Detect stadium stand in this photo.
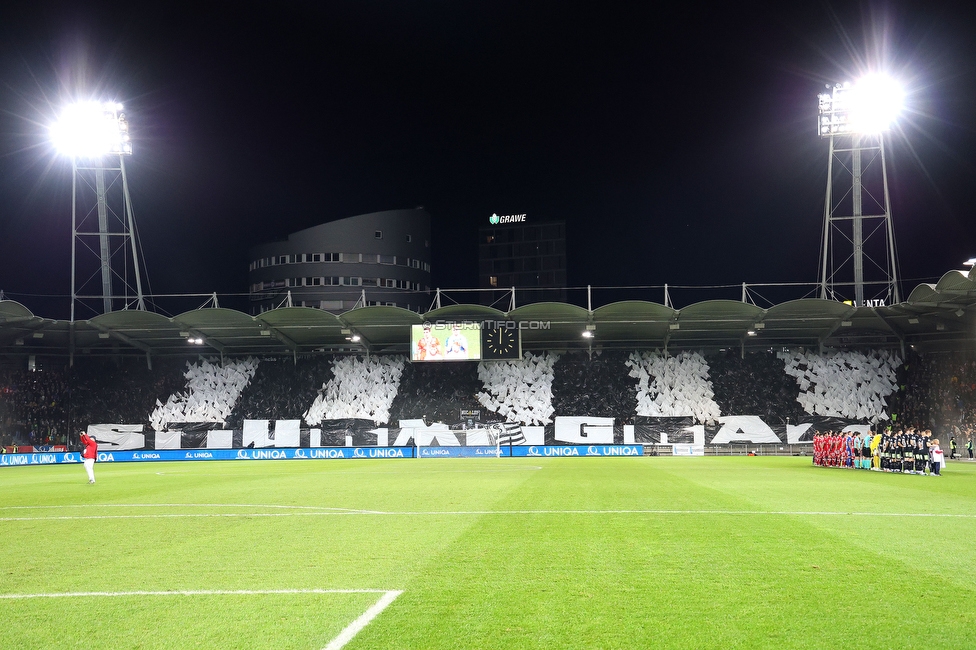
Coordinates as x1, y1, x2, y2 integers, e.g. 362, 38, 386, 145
3, 349, 976, 449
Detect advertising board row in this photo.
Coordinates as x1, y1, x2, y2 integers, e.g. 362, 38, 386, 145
0, 445, 644, 467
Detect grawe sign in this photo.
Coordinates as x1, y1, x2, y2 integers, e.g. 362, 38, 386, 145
488, 213, 526, 224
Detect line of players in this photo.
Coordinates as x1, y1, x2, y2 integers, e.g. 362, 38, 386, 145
812, 428, 943, 475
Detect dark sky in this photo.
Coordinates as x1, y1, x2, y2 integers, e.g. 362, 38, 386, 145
1, 1, 975, 317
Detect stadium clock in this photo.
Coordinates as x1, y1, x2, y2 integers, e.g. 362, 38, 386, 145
481, 326, 520, 360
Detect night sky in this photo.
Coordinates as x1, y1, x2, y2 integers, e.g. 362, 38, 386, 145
1, 1, 975, 318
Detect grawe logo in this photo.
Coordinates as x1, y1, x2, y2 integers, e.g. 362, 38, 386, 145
488, 213, 526, 224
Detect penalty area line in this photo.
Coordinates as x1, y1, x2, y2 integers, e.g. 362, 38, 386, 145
0, 588, 403, 650
323, 589, 402, 650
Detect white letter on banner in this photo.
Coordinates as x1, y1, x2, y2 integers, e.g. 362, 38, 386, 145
554, 417, 614, 444
243, 420, 272, 448
273, 420, 300, 448
206, 430, 233, 449
709, 416, 780, 444
369, 428, 389, 447
521, 426, 545, 445
88, 424, 145, 451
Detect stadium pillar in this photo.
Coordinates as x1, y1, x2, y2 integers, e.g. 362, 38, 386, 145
69, 321, 75, 367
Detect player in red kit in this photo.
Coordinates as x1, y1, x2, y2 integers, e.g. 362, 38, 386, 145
80, 431, 98, 484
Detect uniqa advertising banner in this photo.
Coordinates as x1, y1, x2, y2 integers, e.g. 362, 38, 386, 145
0, 445, 645, 466
513, 445, 643, 457
0, 447, 416, 466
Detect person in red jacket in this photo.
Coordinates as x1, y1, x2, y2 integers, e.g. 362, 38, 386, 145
80, 431, 98, 484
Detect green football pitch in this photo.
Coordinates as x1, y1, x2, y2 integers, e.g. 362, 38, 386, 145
2, 456, 975, 649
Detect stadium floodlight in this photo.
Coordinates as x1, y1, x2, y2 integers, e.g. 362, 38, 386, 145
52, 99, 145, 326
51, 101, 132, 158
818, 74, 904, 137
817, 73, 903, 307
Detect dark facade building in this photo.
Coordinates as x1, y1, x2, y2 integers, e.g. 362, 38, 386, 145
249, 208, 431, 314
478, 216, 566, 306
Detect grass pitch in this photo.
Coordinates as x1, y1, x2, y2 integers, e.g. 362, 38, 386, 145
2, 456, 975, 649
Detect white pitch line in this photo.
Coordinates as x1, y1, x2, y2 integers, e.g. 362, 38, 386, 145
0, 588, 391, 599
323, 590, 402, 650
0, 503, 388, 517
0, 588, 403, 650
0, 503, 360, 511
3, 508, 976, 522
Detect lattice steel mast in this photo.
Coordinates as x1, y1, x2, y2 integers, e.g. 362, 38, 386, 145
817, 79, 901, 307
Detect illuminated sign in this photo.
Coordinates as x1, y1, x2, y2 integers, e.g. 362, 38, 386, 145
488, 213, 526, 225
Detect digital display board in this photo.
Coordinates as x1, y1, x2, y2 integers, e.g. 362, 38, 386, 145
410, 322, 482, 362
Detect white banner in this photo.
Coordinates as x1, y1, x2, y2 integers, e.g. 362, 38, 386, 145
554, 417, 614, 444
243, 420, 272, 448
88, 424, 145, 451
206, 430, 233, 449
272, 420, 300, 448
522, 426, 544, 445
709, 416, 781, 444
154, 431, 181, 449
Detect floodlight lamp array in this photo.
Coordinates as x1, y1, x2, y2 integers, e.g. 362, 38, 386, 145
51, 101, 133, 158
817, 75, 903, 137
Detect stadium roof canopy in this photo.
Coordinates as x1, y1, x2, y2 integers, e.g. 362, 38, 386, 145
2, 269, 976, 363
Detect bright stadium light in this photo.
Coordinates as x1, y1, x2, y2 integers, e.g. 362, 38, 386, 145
848, 74, 904, 133
817, 72, 903, 308
52, 99, 145, 325
818, 74, 904, 137
51, 101, 132, 158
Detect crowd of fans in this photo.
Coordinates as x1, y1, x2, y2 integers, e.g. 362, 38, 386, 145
387, 360, 483, 426
3, 350, 976, 448
708, 350, 805, 424
227, 356, 334, 428
0, 359, 186, 448
891, 352, 976, 439
0, 367, 71, 447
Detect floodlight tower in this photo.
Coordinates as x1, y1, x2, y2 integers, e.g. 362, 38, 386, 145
817, 75, 902, 307
52, 101, 145, 320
